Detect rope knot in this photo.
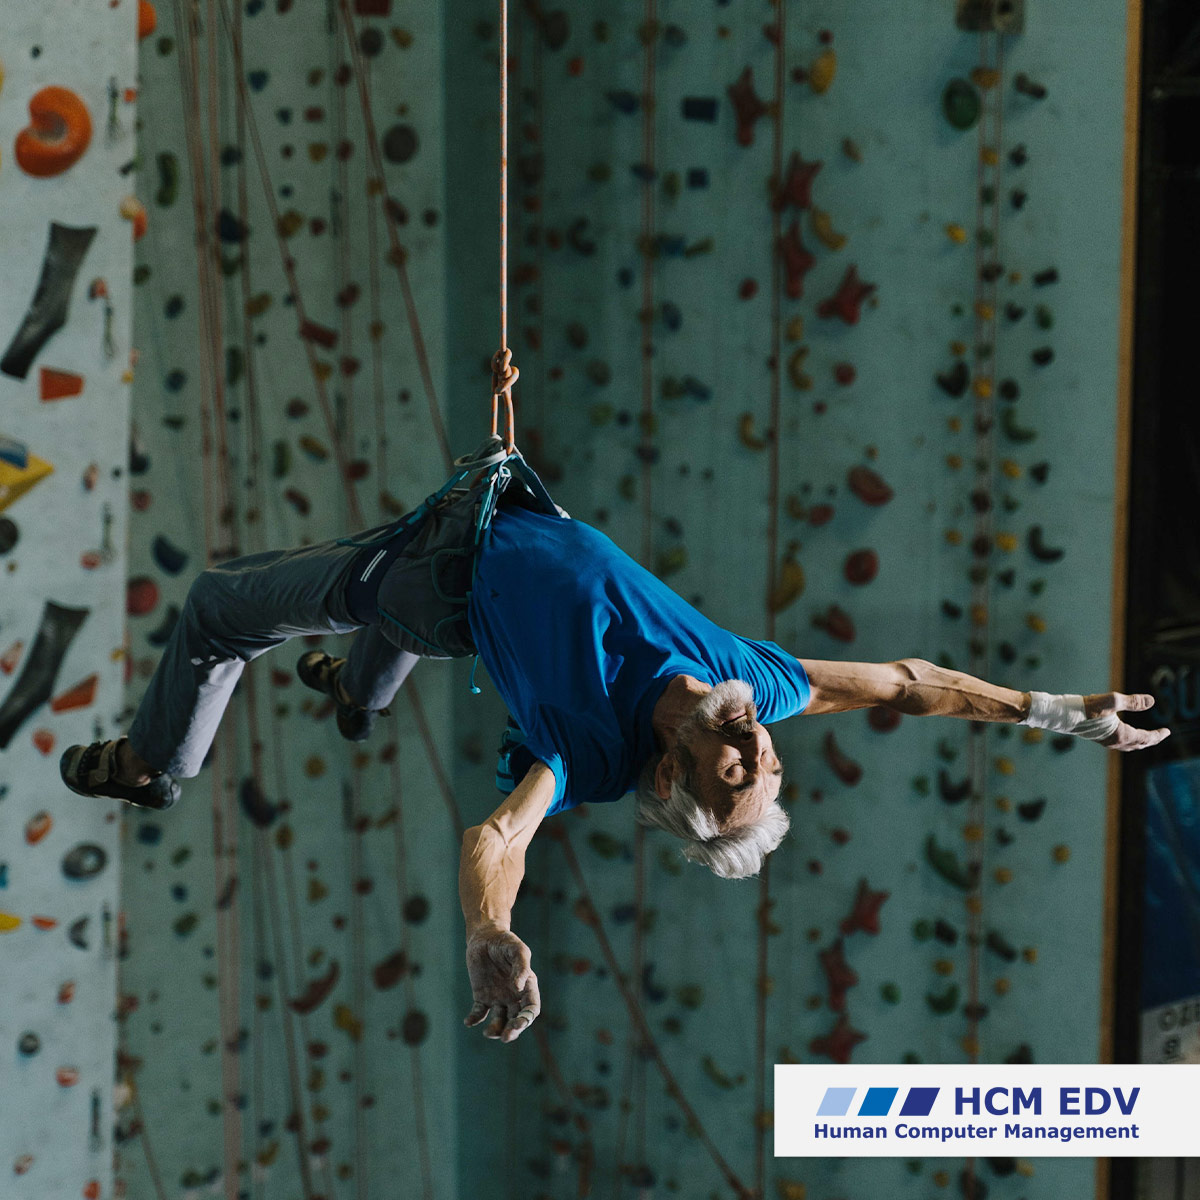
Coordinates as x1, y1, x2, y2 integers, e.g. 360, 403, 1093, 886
491, 347, 519, 396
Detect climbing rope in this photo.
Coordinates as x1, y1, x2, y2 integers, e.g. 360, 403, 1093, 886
491, 0, 518, 453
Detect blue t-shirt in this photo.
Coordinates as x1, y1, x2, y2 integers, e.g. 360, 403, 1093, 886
467, 506, 812, 817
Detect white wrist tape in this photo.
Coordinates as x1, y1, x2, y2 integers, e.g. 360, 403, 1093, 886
1021, 691, 1121, 741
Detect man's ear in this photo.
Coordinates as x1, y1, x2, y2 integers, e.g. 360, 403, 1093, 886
654, 751, 676, 800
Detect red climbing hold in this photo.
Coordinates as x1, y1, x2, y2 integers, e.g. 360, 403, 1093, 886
847, 465, 894, 506
727, 67, 769, 147
840, 878, 891, 937
817, 265, 877, 324
126, 576, 159, 616
813, 603, 856, 642
738, 278, 759, 300
819, 938, 859, 1012
844, 548, 879, 585
822, 730, 862, 785
809, 1013, 867, 1064
867, 706, 902, 732
772, 151, 823, 212
778, 221, 817, 300
833, 363, 857, 386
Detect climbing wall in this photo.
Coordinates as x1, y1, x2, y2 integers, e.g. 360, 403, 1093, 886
0, 5, 139, 1198
444, 1, 1135, 1197
117, 1, 459, 1197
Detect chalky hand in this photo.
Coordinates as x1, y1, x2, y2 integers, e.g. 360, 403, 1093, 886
1083, 692, 1171, 752
464, 928, 541, 1043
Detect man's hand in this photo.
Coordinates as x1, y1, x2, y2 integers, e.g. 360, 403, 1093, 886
1082, 692, 1171, 751
463, 927, 541, 1043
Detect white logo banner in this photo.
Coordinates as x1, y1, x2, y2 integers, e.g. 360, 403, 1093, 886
775, 1064, 1200, 1157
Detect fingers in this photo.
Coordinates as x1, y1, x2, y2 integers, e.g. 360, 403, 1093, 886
464, 999, 490, 1027
1114, 692, 1156, 713
500, 1004, 539, 1043
483, 1004, 511, 1040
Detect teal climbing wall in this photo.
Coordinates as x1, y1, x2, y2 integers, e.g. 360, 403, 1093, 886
0, 6, 138, 1198
444, 2, 1135, 1198
0, 0, 1139, 1197
116, 1, 460, 1197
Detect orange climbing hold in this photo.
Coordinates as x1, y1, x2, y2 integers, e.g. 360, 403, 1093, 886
39, 368, 85, 401
138, 0, 158, 39
50, 673, 98, 713
14, 87, 93, 178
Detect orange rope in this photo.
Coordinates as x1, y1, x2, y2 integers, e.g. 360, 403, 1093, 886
492, 0, 517, 452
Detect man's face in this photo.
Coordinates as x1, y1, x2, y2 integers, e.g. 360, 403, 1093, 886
669, 680, 783, 830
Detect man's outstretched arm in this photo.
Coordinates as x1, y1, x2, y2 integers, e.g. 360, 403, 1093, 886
459, 760, 558, 1042
797, 657, 1170, 752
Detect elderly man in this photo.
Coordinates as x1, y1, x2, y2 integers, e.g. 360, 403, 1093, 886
60, 450, 1170, 1047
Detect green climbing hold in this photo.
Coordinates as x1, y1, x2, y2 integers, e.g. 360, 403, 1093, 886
926, 983, 961, 1014
913, 919, 933, 941
942, 79, 982, 130
881, 982, 901, 1004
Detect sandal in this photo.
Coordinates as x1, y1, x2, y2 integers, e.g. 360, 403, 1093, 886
297, 651, 388, 742
60, 737, 180, 810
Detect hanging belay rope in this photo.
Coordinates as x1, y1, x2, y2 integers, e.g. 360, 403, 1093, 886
491, 0, 518, 453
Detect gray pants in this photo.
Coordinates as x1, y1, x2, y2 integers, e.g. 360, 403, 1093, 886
127, 535, 420, 777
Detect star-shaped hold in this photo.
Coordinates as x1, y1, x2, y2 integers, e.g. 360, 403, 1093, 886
817, 265, 877, 325
809, 1013, 868, 1064
818, 937, 859, 1012
772, 151, 823, 212
779, 221, 817, 301
728, 66, 769, 147
840, 878, 890, 937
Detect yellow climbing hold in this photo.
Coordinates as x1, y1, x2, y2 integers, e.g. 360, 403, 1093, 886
994, 866, 1013, 884
787, 346, 812, 390
1021, 727, 1043, 744
934, 958, 954, 976
961, 1035, 979, 1057
809, 48, 837, 94
950, 341, 967, 357
390, 27, 414, 49
995, 756, 1015, 775
334, 1004, 364, 1042
1052, 844, 1071, 864
995, 533, 1018, 552
811, 208, 846, 251
972, 376, 993, 399
1022, 946, 1038, 964
1001, 459, 1022, 478
994, 977, 1011, 995
963, 823, 983, 842
948, 416, 963, 432
785, 315, 805, 342
933, 1170, 950, 1187
304, 755, 326, 779
0, 912, 22, 933
307, 878, 329, 903
995, 795, 1011, 812
245, 292, 272, 316
974, 300, 995, 321
767, 547, 806, 615
738, 412, 768, 451
777, 1182, 807, 1200
946, 454, 963, 471
965, 895, 982, 915
1016, 1161, 1036, 1178
945, 223, 968, 244
1026, 613, 1047, 634
980, 146, 999, 166
970, 66, 1002, 90
944, 528, 963, 545
970, 604, 988, 627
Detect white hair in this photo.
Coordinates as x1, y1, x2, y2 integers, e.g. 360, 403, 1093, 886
633, 750, 791, 880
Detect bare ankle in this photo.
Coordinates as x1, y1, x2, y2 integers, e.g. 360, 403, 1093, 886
115, 739, 155, 787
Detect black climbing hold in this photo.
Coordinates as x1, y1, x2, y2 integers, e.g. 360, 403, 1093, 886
939, 770, 972, 804
1027, 525, 1065, 563
687, 167, 709, 189
1009, 189, 1027, 210
1031, 346, 1054, 366
1029, 462, 1050, 484
216, 209, 248, 243
606, 90, 639, 114
998, 378, 1019, 401
403, 894, 430, 924
239, 777, 279, 828
0, 517, 17, 555
152, 534, 189, 575
682, 97, 718, 122
62, 843, 108, 881
937, 361, 969, 397
1008, 144, 1028, 167
1017, 798, 1046, 822
383, 124, 418, 165
934, 919, 959, 945
998, 642, 1017, 664
1003, 303, 1025, 322
18, 1032, 40, 1056
979, 261, 1003, 283
1033, 267, 1059, 287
